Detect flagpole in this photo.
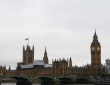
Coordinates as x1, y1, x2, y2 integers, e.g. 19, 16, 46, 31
25, 38, 29, 45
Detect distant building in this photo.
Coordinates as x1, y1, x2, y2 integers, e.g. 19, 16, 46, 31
105, 59, 110, 74
6, 66, 16, 75
91, 31, 101, 75
43, 47, 49, 64
0, 65, 6, 75
23, 45, 34, 64
17, 31, 102, 77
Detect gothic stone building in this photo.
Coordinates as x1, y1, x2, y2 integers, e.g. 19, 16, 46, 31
0, 66, 6, 75
17, 31, 102, 77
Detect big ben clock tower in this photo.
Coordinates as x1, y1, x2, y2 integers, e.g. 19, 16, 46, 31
91, 31, 101, 76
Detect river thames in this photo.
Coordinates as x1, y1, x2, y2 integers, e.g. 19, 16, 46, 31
1, 83, 40, 85
0, 83, 97, 85
1, 83, 96, 85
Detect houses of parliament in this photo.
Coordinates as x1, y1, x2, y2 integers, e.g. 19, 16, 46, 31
0, 31, 102, 77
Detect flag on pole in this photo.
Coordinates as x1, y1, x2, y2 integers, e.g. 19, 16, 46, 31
25, 38, 29, 45
25, 38, 29, 40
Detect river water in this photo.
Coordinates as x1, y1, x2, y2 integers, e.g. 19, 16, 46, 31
0, 83, 96, 85
1, 83, 95, 85
1, 83, 40, 85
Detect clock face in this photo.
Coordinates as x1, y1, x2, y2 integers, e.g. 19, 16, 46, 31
92, 47, 94, 51
97, 47, 100, 51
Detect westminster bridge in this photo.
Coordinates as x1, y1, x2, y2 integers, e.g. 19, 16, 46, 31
0, 75, 90, 85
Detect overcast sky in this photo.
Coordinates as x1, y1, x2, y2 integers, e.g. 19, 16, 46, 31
0, 0, 110, 69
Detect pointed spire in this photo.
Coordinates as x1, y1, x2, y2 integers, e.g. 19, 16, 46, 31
44, 46, 47, 56
32, 45, 34, 50
52, 59, 53, 63
26, 45, 30, 50
43, 46, 48, 64
93, 30, 98, 38
23, 45, 25, 50
9, 65, 11, 70
45, 46, 47, 54
70, 57, 72, 62
91, 30, 100, 44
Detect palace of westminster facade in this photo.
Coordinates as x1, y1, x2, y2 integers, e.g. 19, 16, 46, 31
0, 31, 102, 77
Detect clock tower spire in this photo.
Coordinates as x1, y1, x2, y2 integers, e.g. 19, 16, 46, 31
43, 47, 49, 64
91, 31, 101, 76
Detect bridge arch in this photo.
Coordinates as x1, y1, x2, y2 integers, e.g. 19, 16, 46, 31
0, 76, 30, 82
32, 76, 54, 81
75, 77, 89, 84
58, 76, 74, 84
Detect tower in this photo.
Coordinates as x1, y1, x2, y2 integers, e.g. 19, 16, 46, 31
69, 57, 72, 67
106, 59, 110, 74
8, 65, 11, 70
23, 45, 34, 64
43, 47, 48, 64
91, 31, 101, 75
